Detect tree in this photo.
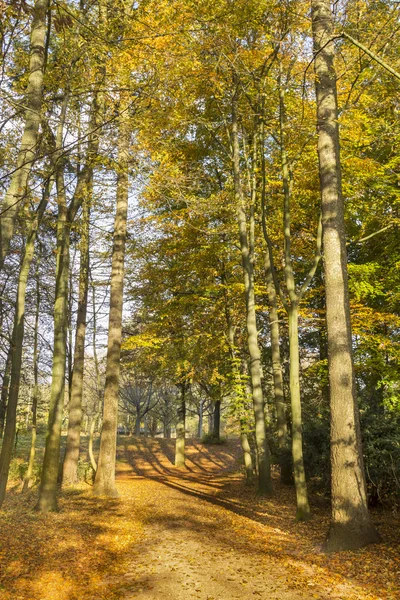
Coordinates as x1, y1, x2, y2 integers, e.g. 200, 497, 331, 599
93, 102, 130, 497
0, 0, 49, 269
311, 0, 380, 552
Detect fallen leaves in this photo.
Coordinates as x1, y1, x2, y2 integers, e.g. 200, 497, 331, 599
0, 438, 398, 600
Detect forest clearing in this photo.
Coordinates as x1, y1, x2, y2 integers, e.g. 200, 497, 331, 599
0, 437, 399, 600
0, 1, 399, 598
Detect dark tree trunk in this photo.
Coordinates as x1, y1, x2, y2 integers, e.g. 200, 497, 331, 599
213, 400, 221, 441
134, 415, 141, 436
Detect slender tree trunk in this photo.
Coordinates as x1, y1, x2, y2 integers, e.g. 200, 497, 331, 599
22, 263, 41, 492
311, 0, 380, 551
279, 76, 311, 518
0, 182, 50, 508
213, 400, 221, 441
63, 88, 103, 486
208, 411, 213, 434
197, 399, 203, 438
264, 253, 291, 483
0, 0, 49, 269
36, 160, 70, 512
67, 259, 74, 405
93, 108, 129, 497
89, 412, 99, 473
232, 90, 272, 496
62, 194, 90, 485
0, 345, 12, 438
288, 304, 310, 519
174, 383, 186, 468
240, 421, 254, 485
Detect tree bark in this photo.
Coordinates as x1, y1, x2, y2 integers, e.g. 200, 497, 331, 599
0, 0, 49, 269
36, 155, 70, 512
134, 415, 141, 436
174, 383, 186, 468
22, 261, 41, 492
93, 107, 129, 497
288, 304, 310, 519
264, 252, 291, 483
213, 399, 221, 441
63, 90, 103, 484
197, 399, 204, 438
232, 89, 272, 496
0, 345, 12, 439
311, 0, 380, 551
240, 421, 254, 485
0, 180, 50, 508
62, 193, 90, 485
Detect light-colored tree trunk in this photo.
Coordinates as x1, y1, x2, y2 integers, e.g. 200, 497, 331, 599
311, 0, 380, 552
197, 399, 204, 438
232, 90, 272, 496
240, 422, 254, 485
288, 304, 309, 519
0, 0, 49, 269
63, 90, 103, 484
62, 193, 90, 485
22, 261, 41, 492
93, 107, 130, 497
0, 345, 12, 439
264, 252, 291, 483
174, 383, 186, 468
0, 179, 50, 508
88, 413, 99, 473
36, 151, 70, 512
261, 71, 323, 515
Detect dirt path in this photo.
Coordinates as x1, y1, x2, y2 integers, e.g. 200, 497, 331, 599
116, 477, 308, 600
1, 438, 399, 600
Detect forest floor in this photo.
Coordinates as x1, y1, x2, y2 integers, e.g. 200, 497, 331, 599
0, 437, 399, 600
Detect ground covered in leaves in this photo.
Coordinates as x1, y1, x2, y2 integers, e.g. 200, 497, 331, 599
0, 437, 399, 600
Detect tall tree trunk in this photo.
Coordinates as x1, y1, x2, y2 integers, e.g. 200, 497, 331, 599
22, 261, 41, 492
0, 0, 49, 269
62, 88, 103, 486
0, 345, 12, 439
311, 0, 380, 551
264, 253, 291, 483
0, 181, 50, 508
62, 193, 90, 485
174, 383, 186, 468
93, 108, 129, 497
36, 157, 70, 512
288, 304, 310, 519
232, 90, 272, 496
197, 399, 204, 438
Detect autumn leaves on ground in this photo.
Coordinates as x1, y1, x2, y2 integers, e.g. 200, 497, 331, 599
0, 438, 399, 600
